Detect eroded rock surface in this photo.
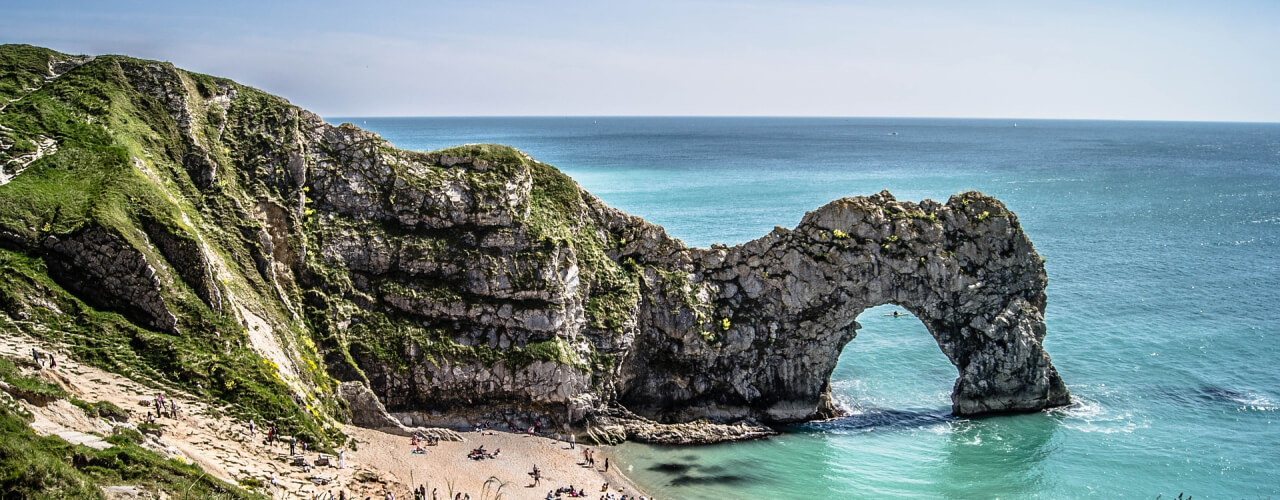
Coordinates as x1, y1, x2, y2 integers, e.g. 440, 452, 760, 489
0, 48, 1069, 445
616, 191, 1070, 423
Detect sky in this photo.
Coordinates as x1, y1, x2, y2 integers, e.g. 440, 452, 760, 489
4, 0, 1279, 122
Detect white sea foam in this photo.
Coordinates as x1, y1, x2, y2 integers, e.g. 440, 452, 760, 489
1052, 397, 1148, 434
1233, 392, 1277, 412
1005, 177, 1085, 184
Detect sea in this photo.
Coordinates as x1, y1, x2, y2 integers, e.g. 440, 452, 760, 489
328, 117, 1280, 499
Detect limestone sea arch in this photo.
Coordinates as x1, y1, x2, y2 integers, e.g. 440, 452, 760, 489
615, 190, 1071, 423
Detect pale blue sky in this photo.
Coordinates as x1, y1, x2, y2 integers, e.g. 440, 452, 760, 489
5, 0, 1278, 121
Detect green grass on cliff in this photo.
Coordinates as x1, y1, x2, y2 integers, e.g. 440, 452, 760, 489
525, 161, 640, 336
0, 45, 335, 448
0, 44, 60, 103
0, 249, 334, 446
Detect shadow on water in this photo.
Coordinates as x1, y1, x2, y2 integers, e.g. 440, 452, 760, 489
793, 407, 955, 434
645, 454, 762, 489
670, 474, 750, 486
1156, 384, 1273, 408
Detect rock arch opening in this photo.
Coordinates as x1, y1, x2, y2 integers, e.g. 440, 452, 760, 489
827, 304, 956, 419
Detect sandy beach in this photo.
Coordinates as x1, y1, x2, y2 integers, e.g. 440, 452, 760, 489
346, 426, 645, 500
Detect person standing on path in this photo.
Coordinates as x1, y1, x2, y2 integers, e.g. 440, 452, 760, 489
290, 436, 296, 455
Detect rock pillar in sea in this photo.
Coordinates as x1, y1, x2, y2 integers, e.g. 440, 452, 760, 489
616, 190, 1071, 423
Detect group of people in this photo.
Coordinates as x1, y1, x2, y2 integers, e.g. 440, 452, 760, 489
529, 465, 543, 485
476, 418, 549, 436
151, 392, 179, 420
30, 348, 56, 369
581, 448, 607, 471
261, 423, 281, 446
411, 433, 441, 454
486, 418, 545, 435
408, 484, 438, 499
545, 485, 644, 500
547, 485, 587, 498
465, 445, 500, 460
412, 433, 440, 447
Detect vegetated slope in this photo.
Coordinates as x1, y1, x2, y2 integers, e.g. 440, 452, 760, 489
0, 44, 1067, 476
0, 44, 342, 446
0, 43, 662, 441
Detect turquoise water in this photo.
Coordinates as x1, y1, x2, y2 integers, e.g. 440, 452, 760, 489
331, 117, 1280, 498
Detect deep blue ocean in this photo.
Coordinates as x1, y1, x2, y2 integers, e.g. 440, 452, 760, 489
330, 117, 1280, 499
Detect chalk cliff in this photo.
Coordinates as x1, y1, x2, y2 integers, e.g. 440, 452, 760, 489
0, 45, 1068, 445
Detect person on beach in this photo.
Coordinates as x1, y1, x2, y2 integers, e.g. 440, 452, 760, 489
604, 457, 609, 472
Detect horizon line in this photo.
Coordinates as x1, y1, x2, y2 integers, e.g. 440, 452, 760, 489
321, 114, 1280, 126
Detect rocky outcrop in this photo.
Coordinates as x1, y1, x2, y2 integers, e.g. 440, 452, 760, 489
292, 118, 1069, 428
337, 381, 461, 441
0, 47, 1069, 445
41, 227, 177, 333
583, 406, 776, 445
616, 191, 1069, 423
141, 218, 221, 313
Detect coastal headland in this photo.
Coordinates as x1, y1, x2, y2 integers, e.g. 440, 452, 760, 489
0, 44, 1067, 497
